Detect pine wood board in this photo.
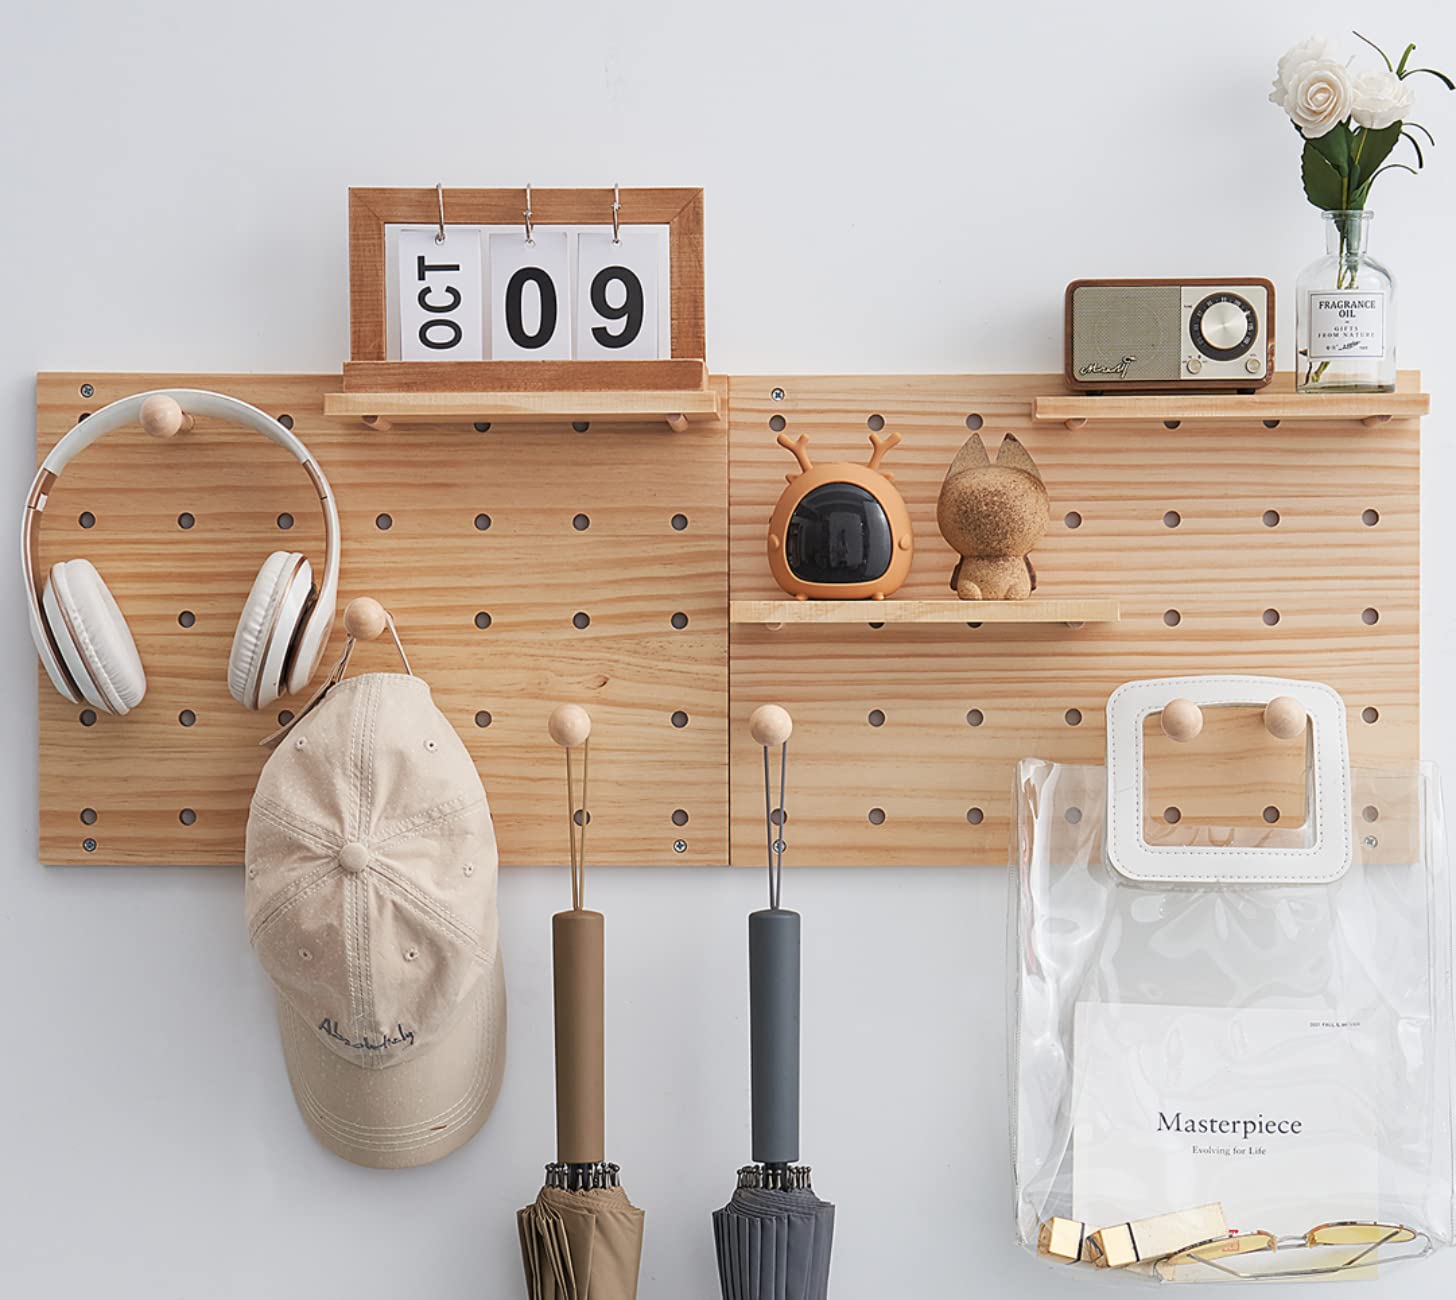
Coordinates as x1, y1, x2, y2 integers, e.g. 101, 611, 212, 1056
728, 373, 1421, 867
323, 387, 720, 424
341, 359, 710, 394
35, 372, 728, 867
729, 598, 1120, 625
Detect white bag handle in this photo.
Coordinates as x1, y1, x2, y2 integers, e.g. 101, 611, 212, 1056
1105, 675, 1352, 885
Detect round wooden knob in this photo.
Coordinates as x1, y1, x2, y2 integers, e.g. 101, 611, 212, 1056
549, 703, 592, 748
1264, 695, 1307, 741
139, 394, 191, 438
749, 704, 793, 747
1161, 697, 1204, 743
343, 596, 388, 641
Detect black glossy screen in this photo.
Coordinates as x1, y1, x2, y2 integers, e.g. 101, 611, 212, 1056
784, 482, 893, 585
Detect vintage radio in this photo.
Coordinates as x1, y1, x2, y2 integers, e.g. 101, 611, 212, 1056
1065, 278, 1275, 392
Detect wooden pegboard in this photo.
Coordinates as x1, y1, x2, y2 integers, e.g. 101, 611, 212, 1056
35, 373, 727, 866
728, 374, 1421, 867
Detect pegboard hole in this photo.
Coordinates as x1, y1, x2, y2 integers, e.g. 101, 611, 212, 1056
474, 611, 492, 630
965, 414, 984, 431
572, 513, 590, 531
79, 709, 97, 727
966, 708, 985, 727
670, 612, 689, 630
1065, 807, 1083, 824
1362, 706, 1380, 724
277, 414, 294, 430
1163, 510, 1181, 528
869, 621, 885, 630
572, 612, 591, 629
276, 513, 294, 530
1064, 511, 1082, 529
571, 421, 591, 433
78, 511, 96, 529
1163, 609, 1181, 627
1262, 608, 1281, 626
1263, 805, 1281, 824
1163, 420, 1181, 430
178, 709, 196, 727
867, 413, 885, 431
966, 807, 984, 825
769, 414, 787, 432
770, 807, 789, 827
375, 513, 393, 531
177, 512, 195, 530
278, 710, 294, 727
80, 808, 97, 825
868, 807, 886, 825
1263, 419, 1281, 429
672, 809, 689, 826
1263, 509, 1281, 528
671, 513, 689, 531
867, 709, 885, 727
473, 422, 492, 433
1362, 508, 1380, 527
1362, 805, 1380, 823
1362, 607, 1380, 625
474, 513, 492, 531
671, 710, 689, 728
965, 621, 983, 630
1065, 708, 1083, 726
573, 809, 592, 827
1164, 806, 1182, 824
179, 808, 198, 826
178, 610, 196, 628
474, 710, 493, 728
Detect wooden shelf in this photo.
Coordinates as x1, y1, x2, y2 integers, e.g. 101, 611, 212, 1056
730, 598, 1120, 627
323, 384, 720, 431
1033, 369, 1428, 429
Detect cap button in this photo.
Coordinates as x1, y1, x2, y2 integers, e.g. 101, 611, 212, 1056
338, 842, 370, 873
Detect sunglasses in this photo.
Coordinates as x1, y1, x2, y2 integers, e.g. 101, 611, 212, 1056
1156, 1221, 1428, 1281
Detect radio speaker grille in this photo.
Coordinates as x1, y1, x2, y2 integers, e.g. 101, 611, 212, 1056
1071, 284, 1180, 381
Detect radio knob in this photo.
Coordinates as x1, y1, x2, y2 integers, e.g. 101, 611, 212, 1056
1245, 357, 1262, 374
1199, 300, 1250, 351
1186, 358, 1202, 374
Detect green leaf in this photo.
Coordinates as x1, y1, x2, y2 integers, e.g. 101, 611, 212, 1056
1405, 66, 1456, 90
1350, 123, 1404, 192
1354, 162, 1422, 206
1396, 42, 1417, 77
1354, 30, 1393, 71
1309, 126, 1352, 176
1302, 141, 1348, 210
1402, 129, 1426, 169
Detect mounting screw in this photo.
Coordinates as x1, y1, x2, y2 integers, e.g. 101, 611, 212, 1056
82, 838, 97, 852
773, 839, 787, 854
79, 383, 94, 398
1363, 834, 1379, 849
673, 839, 687, 853
770, 387, 785, 401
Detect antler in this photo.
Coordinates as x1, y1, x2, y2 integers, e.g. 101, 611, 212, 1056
777, 431, 813, 475
867, 430, 902, 472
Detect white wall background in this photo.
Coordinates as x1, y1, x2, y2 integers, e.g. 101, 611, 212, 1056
3, 2, 1453, 1296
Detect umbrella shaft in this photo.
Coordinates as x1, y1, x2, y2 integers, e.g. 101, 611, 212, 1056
749, 907, 801, 1165
553, 909, 605, 1164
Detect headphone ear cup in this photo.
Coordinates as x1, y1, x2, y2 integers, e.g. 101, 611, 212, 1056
229, 551, 313, 710
42, 559, 146, 715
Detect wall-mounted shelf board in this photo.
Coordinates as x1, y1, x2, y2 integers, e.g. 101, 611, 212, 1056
341, 359, 710, 395
728, 372, 1419, 867
730, 598, 1120, 625
322, 386, 720, 431
1034, 370, 1427, 429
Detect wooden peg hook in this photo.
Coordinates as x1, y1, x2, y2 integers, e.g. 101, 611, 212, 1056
1161, 698, 1203, 743
343, 596, 389, 641
140, 394, 194, 438
1264, 696, 1307, 740
749, 704, 793, 747
549, 703, 592, 749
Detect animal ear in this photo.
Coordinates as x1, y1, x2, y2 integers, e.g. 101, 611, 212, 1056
943, 433, 990, 483
995, 433, 1042, 482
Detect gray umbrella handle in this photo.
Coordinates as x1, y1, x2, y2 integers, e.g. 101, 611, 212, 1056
749, 906, 800, 1165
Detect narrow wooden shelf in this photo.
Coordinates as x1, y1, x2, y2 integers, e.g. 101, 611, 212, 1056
323, 384, 721, 431
1033, 369, 1427, 429
730, 598, 1120, 627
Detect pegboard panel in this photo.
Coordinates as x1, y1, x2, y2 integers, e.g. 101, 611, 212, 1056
728, 374, 1420, 867
36, 373, 727, 867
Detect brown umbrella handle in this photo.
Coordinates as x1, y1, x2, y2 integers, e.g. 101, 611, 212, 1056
553, 907, 605, 1165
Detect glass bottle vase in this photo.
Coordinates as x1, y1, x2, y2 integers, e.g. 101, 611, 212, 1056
1295, 210, 1396, 393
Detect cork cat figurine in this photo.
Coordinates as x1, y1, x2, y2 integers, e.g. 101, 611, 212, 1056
936, 432, 1049, 600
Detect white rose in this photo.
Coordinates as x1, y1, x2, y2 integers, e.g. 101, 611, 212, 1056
1284, 58, 1353, 138
1269, 35, 1337, 106
1350, 69, 1415, 129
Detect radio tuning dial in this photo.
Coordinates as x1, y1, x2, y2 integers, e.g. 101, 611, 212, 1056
1190, 292, 1257, 361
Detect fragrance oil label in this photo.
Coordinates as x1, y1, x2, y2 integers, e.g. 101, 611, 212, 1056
1307, 289, 1386, 360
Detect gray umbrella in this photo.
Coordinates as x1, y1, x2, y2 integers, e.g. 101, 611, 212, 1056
713, 706, 835, 1300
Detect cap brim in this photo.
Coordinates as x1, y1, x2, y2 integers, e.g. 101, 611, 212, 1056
277, 956, 506, 1169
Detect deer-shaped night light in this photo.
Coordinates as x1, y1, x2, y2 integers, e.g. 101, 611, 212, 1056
766, 429, 914, 600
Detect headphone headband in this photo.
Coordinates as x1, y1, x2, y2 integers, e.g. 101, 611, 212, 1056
22, 388, 341, 706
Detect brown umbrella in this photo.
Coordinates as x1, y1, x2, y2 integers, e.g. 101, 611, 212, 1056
519, 705, 644, 1300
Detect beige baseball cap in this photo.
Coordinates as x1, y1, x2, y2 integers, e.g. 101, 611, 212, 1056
245, 670, 506, 1168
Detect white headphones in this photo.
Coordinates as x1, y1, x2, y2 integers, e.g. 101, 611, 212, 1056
22, 389, 341, 715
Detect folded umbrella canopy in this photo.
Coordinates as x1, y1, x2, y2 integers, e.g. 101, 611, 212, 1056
519, 705, 644, 1300
713, 705, 835, 1300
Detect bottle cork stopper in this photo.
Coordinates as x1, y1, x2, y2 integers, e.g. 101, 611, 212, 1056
1264, 695, 1307, 741
749, 704, 793, 747
1161, 697, 1203, 743
343, 596, 388, 641
549, 703, 592, 748
139, 394, 192, 439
